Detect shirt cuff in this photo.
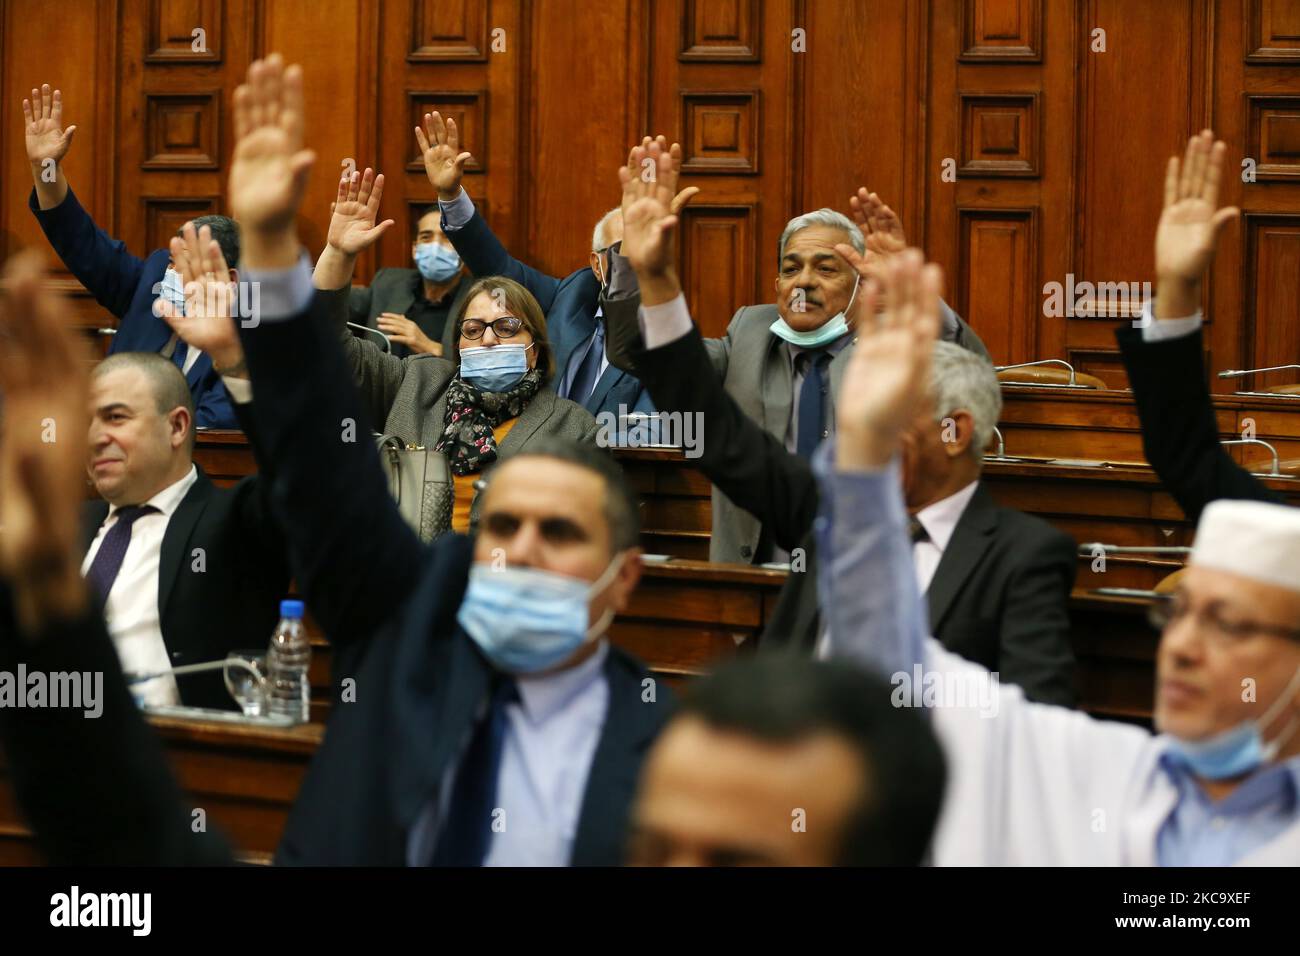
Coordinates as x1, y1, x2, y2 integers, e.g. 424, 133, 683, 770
1138, 299, 1203, 342
239, 253, 314, 324
638, 293, 693, 349
222, 376, 253, 404
439, 188, 475, 232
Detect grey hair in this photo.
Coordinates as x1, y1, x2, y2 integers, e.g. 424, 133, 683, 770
778, 208, 865, 261
592, 207, 622, 252
928, 341, 1001, 463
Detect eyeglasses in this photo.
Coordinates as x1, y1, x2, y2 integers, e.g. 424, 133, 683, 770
459, 316, 524, 340
1148, 592, 1300, 645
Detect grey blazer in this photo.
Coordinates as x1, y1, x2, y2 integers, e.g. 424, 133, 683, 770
321, 282, 600, 454
347, 266, 472, 357
602, 256, 991, 564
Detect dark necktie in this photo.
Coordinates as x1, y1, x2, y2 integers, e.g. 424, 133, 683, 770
430, 676, 519, 866
565, 322, 606, 407
909, 515, 930, 544
795, 350, 833, 459
84, 505, 160, 602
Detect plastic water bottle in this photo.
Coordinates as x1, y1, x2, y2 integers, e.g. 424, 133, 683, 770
267, 599, 310, 723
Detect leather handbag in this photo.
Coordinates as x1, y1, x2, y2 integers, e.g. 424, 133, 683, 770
375, 434, 453, 542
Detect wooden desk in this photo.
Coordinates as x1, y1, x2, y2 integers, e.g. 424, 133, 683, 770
0, 716, 321, 866
1, 584, 1157, 864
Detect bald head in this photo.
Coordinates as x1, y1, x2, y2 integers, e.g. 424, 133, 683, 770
88, 352, 196, 505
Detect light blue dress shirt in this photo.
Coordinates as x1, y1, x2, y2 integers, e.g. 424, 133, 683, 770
406, 641, 610, 867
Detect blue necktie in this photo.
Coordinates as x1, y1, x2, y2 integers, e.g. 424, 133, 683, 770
795, 350, 832, 459
84, 505, 159, 602
171, 339, 188, 374
430, 676, 519, 866
565, 322, 606, 406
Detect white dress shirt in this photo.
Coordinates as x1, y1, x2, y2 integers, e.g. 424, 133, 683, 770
911, 480, 980, 593
81, 466, 199, 707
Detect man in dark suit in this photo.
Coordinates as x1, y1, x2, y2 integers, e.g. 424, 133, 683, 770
22, 83, 239, 428
194, 55, 669, 865
414, 112, 656, 419
79, 354, 288, 710
604, 152, 990, 565
1116, 129, 1281, 521
615, 143, 1077, 705
348, 202, 472, 358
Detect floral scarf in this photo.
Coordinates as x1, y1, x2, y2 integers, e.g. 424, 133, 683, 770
435, 369, 543, 475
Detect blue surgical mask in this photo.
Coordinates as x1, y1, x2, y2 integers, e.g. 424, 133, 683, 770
457, 555, 625, 674
459, 343, 532, 392
769, 278, 859, 347
158, 267, 187, 316
1163, 665, 1300, 780
415, 242, 461, 282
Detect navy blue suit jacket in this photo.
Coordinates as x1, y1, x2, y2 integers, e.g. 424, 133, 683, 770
27, 188, 236, 428
235, 285, 673, 865
443, 209, 655, 418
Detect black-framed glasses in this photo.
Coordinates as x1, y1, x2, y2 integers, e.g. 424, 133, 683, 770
1147, 592, 1300, 644
460, 316, 523, 340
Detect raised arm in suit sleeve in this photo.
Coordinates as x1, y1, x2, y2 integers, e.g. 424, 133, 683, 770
236, 260, 426, 648
440, 188, 562, 312
318, 283, 408, 438
941, 300, 991, 361
192, 366, 237, 430
602, 247, 731, 380
995, 528, 1078, 708
1115, 310, 1280, 522
0, 584, 234, 865
631, 300, 817, 551
27, 186, 146, 319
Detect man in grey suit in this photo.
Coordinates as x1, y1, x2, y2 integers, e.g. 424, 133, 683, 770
604, 182, 989, 565
348, 204, 471, 359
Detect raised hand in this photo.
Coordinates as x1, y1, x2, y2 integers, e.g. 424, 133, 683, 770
621, 135, 700, 220
0, 251, 94, 631
229, 54, 315, 264
23, 84, 76, 166
836, 249, 943, 471
1154, 130, 1239, 317
327, 164, 395, 255
157, 223, 244, 374
618, 141, 680, 278
850, 188, 907, 260
415, 111, 473, 200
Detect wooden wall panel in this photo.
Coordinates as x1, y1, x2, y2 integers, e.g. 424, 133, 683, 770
957, 207, 1038, 364
0, 0, 1296, 396
1244, 214, 1300, 375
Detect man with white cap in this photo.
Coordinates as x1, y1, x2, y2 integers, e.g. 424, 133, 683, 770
815, 247, 1300, 865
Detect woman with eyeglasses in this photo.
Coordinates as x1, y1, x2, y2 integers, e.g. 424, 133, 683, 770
309, 169, 600, 532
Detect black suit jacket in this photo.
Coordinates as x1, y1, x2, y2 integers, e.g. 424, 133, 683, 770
79, 460, 290, 710
634, 327, 1078, 706
236, 284, 674, 865
1115, 324, 1282, 520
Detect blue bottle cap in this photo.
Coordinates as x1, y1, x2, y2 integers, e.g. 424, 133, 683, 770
279, 599, 305, 619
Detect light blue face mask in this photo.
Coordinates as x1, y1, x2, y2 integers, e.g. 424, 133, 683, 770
459, 343, 533, 392
769, 276, 859, 348
456, 555, 625, 674
158, 267, 187, 316
415, 242, 461, 282
1164, 665, 1300, 780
